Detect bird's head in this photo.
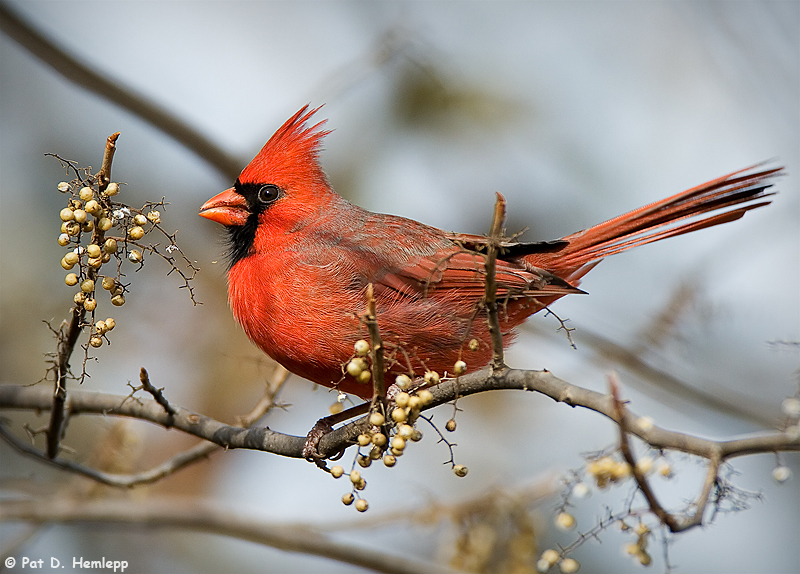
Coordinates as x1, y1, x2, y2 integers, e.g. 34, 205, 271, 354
199, 105, 333, 266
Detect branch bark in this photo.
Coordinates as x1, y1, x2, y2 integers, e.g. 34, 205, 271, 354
0, 497, 460, 574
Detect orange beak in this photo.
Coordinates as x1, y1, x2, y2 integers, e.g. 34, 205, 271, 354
199, 188, 250, 226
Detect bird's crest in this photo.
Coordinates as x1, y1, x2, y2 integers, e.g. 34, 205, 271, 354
239, 105, 331, 189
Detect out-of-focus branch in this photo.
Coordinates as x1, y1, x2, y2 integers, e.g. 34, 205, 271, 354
526, 321, 776, 428
0, 497, 460, 574
0, 2, 241, 179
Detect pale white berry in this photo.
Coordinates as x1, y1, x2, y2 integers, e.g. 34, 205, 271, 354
353, 339, 370, 357
772, 466, 792, 483
555, 512, 576, 530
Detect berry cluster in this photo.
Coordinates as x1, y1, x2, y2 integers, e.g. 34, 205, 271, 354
330, 339, 469, 511
55, 176, 164, 363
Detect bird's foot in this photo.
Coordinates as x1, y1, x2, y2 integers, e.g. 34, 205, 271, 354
303, 417, 334, 461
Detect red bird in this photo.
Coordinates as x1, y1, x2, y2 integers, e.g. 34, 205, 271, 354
200, 105, 779, 400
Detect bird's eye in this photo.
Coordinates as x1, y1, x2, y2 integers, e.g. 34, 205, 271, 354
257, 184, 282, 205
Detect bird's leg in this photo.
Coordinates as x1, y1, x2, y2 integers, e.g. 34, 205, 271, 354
303, 401, 370, 461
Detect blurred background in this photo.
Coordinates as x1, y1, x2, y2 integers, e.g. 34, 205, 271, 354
1, 1, 798, 573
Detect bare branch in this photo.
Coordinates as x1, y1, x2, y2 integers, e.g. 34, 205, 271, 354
3, 368, 797, 465
0, 3, 241, 179
610, 374, 680, 531
0, 497, 460, 574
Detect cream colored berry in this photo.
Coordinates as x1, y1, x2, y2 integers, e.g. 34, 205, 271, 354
391, 436, 405, 451
111, 295, 125, 306
391, 407, 407, 423
133, 214, 148, 226
65, 222, 80, 236
423, 370, 440, 385
341, 493, 354, 506
353, 339, 370, 357
128, 250, 142, 263
397, 424, 413, 439
395, 374, 412, 389
95, 320, 107, 334
97, 217, 112, 231
90, 336, 102, 348
772, 466, 792, 483
82, 221, 94, 232
636, 457, 654, 475
103, 238, 118, 254
347, 358, 366, 377
369, 446, 383, 459
101, 277, 116, 291
105, 182, 119, 196
80, 279, 94, 293
371, 433, 387, 447
560, 558, 580, 573
329, 401, 343, 415
355, 498, 368, 512
63, 251, 79, 266
453, 464, 468, 477
88, 257, 102, 269
105, 317, 116, 330
369, 412, 385, 427
555, 512, 576, 530
79, 186, 94, 201
74, 292, 86, 304
453, 360, 467, 375
383, 455, 397, 467
84, 201, 100, 217
57, 181, 70, 192
394, 392, 410, 408
58, 233, 70, 246
72, 209, 87, 223
357, 434, 371, 447
540, 549, 560, 566
418, 389, 434, 405
86, 244, 101, 259
83, 298, 96, 311
65, 273, 78, 286
61, 257, 75, 270
445, 419, 457, 432
128, 226, 145, 240
357, 370, 371, 384
330, 465, 344, 478
410, 429, 422, 442
468, 338, 479, 351
60, 208, 75, 221
146, 210, 161, 224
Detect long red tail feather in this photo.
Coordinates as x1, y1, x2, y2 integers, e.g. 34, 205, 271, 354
529, 165, 782, 280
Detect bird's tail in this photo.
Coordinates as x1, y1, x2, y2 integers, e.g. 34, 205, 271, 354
527, 165, 782, 282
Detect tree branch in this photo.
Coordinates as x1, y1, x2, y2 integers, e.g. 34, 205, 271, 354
3, 368, 797, 465
0, 2, 241, 179
0, 497, 460, 574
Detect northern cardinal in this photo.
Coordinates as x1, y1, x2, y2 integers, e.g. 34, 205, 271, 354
201, 105, 779, 400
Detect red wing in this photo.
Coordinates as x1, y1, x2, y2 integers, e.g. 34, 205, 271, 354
375, 248, 583, 303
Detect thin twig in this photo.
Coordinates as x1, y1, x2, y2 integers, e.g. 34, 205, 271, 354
365, 283, 387, 414
610, 373, 680, 531
139, 367, 176, 420
485, 193, 507, 371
